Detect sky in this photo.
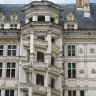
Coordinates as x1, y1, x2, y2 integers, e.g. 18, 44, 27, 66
0, 0, 96, 4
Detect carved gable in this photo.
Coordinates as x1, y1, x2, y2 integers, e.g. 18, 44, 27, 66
10, 11, 18, 21
66, 12, 76, 22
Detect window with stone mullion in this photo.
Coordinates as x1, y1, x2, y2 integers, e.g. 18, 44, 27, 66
68, 63, 76, 78
0, 63, 2, 77
6, 62, 16, 78
5, 90, 14, 96
7, 45, 16, 56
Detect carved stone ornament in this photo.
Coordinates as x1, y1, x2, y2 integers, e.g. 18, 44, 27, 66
66, 12, 75, 21
91, 69, 96, 74
79, 48, 83, 54
77, 0, 84, 8
79, 69, 84, 74
90, 48, 95, 53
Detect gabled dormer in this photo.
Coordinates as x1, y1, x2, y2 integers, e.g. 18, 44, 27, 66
64, 12, 78, 29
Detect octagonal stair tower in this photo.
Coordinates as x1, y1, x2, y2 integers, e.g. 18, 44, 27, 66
19, 0, 64, 96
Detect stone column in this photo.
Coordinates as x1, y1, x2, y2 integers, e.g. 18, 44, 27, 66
28, 86, 33, 96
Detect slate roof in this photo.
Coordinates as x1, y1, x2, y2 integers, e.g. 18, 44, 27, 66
0, 3, 96, 29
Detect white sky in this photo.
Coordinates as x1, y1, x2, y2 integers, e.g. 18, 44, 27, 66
0, 0, 95, 4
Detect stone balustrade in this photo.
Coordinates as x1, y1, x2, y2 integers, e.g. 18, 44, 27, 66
33, 85, 47, 93
34, 39, 48, 48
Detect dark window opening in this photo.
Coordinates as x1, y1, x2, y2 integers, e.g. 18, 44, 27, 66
1, 24, 4, 29
68, 45, 75, 56
38, 15, 45, 21
0, 45, 4, 56
80, 91, 84, 96
36, 74, 44, 86
68, 90, 76, 96
5, 90, 14, 96
51, 38, 55, 43
71, 25, 74, 29
37, 36, 45, 40
28, 17, 32, 22
51, 78, 55, 89
51, 17, 55, 23
37, 51, 44, 62
51, 56, 55, 66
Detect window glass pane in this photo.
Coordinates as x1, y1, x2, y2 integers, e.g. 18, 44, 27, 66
6, 69, 10, 77
0, 45, 3, 49
0, 50, 3, 56
68, 46, 71, 49
72, 50, 75, 56
11, 69, 15, 77
72, 63, 76, 68
72, 46, 75, 49
68, 50, 71, 56
73, 91, 76, 96
12, 63, 15, 68
13, 45, 16, 49
12, 50, 16, 56
68, 69, 71, 78
80, 91, 84, 96
0, 63, 2, 68
10, 90, 14, 96
72, 69, 76, 78
51, 78, 55, 88
8, 50, 11, 56
68, 91, 71, 96
8, 45, 12, 49
38, 15, 45, 21
36, 74, 44, 86
7, 63, 11, 68
5, 90, 9, 96
68, 63, 71, 68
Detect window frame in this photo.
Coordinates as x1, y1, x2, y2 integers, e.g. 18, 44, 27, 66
5, 90, 14, 96
38, 15, 45, 21
68, 90, 76, 96
80, 90, 84, 96
1, 24, 4, 29
0, 45, 4, 56
68, 63, 76, 78
36, 74, 44, 86
10, 24, 17, 29
68, 45, 76, 56
6, 62, 16, 78
7, 45, 17, 56
37, 51, 44, 62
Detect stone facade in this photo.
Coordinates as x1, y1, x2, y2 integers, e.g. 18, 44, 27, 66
0, 0, 96, 96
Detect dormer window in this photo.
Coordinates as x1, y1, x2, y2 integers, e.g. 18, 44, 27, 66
38, 15, 45, 21
10, 24, 17, 29
67, 24, 74, 29
1, 24, 4, 29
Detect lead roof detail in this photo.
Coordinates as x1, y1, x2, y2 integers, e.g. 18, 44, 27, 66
0, 3, 96, 29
